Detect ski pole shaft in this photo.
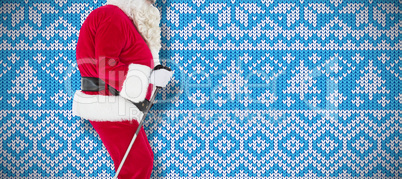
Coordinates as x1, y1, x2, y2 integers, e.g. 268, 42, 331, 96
113, 87, 161, 179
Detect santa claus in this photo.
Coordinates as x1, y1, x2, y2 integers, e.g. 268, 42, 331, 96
72, 0, 171, 178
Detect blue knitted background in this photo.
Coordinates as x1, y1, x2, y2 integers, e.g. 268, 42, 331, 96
0, 0, 401, 178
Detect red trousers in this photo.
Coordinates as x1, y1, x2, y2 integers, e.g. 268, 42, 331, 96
89, 120, 154, 179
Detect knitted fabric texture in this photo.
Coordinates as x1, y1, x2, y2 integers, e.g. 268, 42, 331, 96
0, 0, 401, 178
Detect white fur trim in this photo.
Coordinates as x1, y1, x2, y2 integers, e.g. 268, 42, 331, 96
72, 90, 143, 122
119, 64, 151, 103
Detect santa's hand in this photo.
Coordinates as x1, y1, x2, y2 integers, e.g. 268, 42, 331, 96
149, 65, 173, 87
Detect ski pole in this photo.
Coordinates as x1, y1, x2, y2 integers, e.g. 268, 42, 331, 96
113, 87, 161, 179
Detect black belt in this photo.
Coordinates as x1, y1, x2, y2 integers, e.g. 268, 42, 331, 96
81, 77, 151, 112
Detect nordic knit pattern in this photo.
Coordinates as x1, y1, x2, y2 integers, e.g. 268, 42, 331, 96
0, 0, 401, 178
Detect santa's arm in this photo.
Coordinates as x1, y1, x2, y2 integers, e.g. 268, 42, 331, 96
94, 11, 151, 103
119, 64, 172, 110
94, 11, 172, 104
119, 64, 151, 103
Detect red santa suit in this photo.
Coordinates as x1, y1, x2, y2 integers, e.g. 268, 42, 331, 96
72, 1, 161, 178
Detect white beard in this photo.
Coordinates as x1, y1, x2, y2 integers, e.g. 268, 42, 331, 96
106, 0, 161, 65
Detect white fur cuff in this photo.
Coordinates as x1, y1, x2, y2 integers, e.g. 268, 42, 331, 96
119, 64, 151, 103
72, 90, 143, 122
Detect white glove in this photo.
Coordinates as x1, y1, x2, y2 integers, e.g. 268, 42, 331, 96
149, 65, 173, 87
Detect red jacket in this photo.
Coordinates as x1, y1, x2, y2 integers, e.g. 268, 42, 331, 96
73, 4, 155, 122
